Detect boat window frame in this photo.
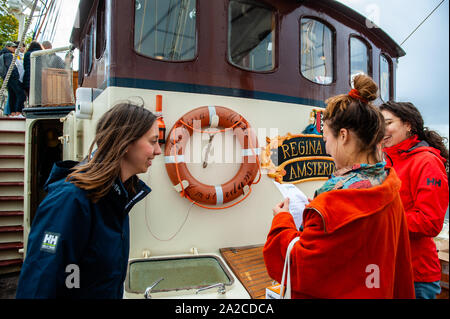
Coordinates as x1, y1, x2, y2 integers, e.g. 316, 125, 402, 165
348, 34, 372, 85
132, 0, 199, 63
95, 0, 106, 60
298, 15, 336, 86
78, 41, 85, 86
126, 255, 235, 294
82, 21, 95, 77
379, 53, 393, 102
226, 0, 278, 74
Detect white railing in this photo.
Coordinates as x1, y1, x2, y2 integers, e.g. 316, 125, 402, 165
29, 45, 75, 107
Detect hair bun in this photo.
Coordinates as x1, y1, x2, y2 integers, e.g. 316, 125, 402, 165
353, 74, 379, 102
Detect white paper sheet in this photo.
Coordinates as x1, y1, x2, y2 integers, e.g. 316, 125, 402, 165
273, 181, 309, 230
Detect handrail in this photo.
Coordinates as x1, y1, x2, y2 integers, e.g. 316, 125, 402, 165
30, 45, 74, 58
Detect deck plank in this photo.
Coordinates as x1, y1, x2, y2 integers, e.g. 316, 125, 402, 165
220, 245, 274, 299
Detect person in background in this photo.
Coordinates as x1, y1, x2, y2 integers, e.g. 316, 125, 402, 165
14, 41, 25, 84
0, 43, 10, 116
0, 41, 26, 117
380, 101, 449, 299
263, 74, 415, 298
23, 41, 43, 97
41, 40, 65, 69
16, 102, 162, 298
2, 97, 11, 116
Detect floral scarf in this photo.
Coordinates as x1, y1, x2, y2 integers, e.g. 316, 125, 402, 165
314, 162, 387, 198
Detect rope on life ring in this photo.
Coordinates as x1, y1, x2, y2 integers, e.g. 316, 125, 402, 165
164, 106, 261, 209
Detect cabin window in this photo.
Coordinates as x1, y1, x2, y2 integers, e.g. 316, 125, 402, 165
228, 1, 276, 72
380, 54, 391, 102
95, 0, 106, 59
300, 18, 333, 85
78, 42, 84, 86
134, 0, 197, 61
350, 37, 370, 81
84, 24, 94, 75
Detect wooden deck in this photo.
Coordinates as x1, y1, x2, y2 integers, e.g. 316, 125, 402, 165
220, 244, 274, 299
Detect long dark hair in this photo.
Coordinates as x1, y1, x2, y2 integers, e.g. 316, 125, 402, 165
67, 102, 157, 203
26, 41, 42, 52
379, 101, 449, 170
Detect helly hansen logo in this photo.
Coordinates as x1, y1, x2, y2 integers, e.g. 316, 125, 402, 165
427, 178, 441, 187
113, 183, 121, 195
40, 232, 60, 253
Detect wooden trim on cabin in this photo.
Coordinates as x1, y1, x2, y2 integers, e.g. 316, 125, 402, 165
74, 0, 401, 104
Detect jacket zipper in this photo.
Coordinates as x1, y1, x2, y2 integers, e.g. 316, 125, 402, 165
307, 206, 327, 233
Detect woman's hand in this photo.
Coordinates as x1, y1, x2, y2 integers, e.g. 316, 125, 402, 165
272, 197, 290, 216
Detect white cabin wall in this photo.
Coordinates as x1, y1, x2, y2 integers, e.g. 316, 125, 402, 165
78, 87, 327, 258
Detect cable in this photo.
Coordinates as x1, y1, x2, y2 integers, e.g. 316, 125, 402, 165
400, 0, 446, 46
145, 200, 195, 241
38, 0, 56, 40
35, 0, 55, 40
48, 0, 62, 43
32, 1, 49, 39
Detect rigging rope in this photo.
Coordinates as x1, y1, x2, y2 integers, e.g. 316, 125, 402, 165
48, 0, 62, 43
400, 0, 446, 46
34, 0, 54, 40
32, 0, 49, 39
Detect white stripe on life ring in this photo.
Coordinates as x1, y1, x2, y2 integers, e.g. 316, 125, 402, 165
165, 155, 185, 163
215, 185, 224, 205
208, 106, 219, 128
241, 148, 261, 157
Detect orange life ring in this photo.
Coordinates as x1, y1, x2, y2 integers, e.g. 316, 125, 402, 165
165, 106, 260, 206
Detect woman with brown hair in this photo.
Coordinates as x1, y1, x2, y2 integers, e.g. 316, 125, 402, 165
380, 101, 449, 299
16, 102, 162, 298
263, 74, 415, 298
23, 41, 43, 97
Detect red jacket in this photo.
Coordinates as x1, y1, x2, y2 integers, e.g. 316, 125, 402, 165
383, 135, 449, 282
263, 168, 415, 298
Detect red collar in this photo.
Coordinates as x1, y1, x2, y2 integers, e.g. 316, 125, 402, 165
383, 135, 420, 155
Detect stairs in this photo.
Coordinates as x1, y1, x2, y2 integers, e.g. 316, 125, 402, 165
0, 117, 25, 274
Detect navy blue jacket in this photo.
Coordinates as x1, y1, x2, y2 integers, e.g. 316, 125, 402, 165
0, 47, 19, 80
23, 47, 41, 90
16, 161, 151, 298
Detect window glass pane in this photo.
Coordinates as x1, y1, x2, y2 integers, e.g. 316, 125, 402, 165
380, 54, 390, 102
78, 41, 85, 85
301, 18, 333, 84
228, 1, 275, 71
88, 26, 94, 72
96, 0, 106, 59
134, 0, 197, 61
84, 26, 93, 75
350, 37, 369, 80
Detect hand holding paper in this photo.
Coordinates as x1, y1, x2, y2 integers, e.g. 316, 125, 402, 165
272, 197, 290, 216
273, 181, 309, 230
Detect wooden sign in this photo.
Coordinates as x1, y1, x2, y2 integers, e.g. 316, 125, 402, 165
261, 133, 335, 184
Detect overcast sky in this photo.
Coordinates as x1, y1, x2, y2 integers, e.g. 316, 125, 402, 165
48, 0, 449, 142
338, 0, 449, 142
